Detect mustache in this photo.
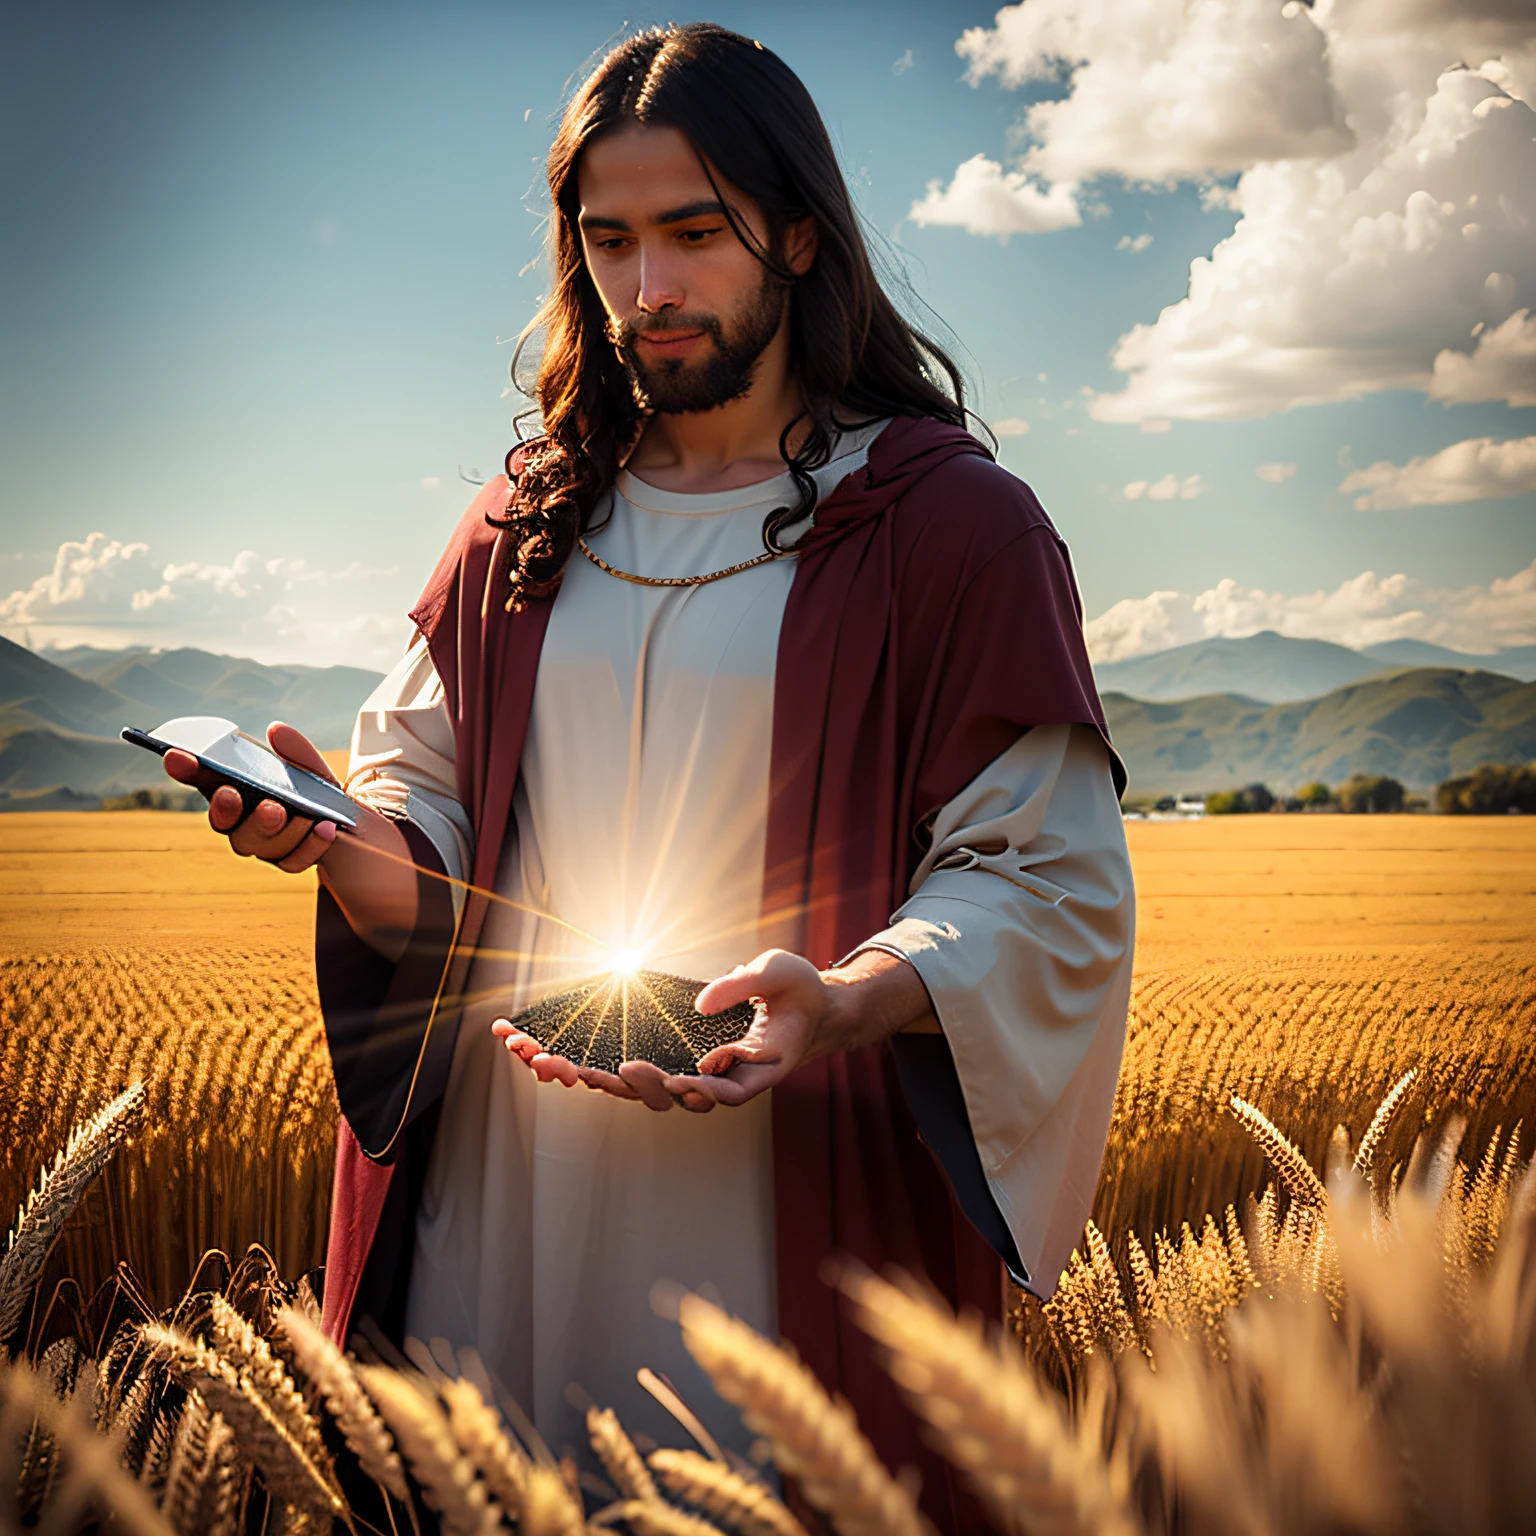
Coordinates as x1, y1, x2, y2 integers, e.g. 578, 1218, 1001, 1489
612, 311, 725, 348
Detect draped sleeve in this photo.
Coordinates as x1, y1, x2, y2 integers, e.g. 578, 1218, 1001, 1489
855, 723, 1134, 1293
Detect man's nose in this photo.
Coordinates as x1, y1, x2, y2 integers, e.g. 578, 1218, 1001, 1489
636, 245, 684, 314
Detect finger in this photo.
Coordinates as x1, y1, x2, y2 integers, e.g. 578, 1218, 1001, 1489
275, 822, 337, 873
208, 784, 248, 833
164, 749, 220, 795
267, 721, 339, 784
491, 1024, 544, 1064
531, 1052, 580, 1087
577, 1067, 641, 1100
617, 1061, 678, 1113
662, 1069, 765, 1108
694, 965, 758, 1016
249, 811, 318, 865
695, 1040, 774, 1077
677, 1089, 716, 1113
230, 802, 313, 859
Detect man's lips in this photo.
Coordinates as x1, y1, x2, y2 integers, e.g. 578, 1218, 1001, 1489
635, 329, 704, 350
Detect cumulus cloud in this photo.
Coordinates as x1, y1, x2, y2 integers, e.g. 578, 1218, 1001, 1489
1123, 473, 1203, 501
909, 153, 1081, 237
0, 532, 405, 670
992, 417, 1031, 436
1256, 462, 1298, 483
1429, 308, 1536, 407
1116, 233, 1153, 252
1086, 557, 1536, 662
925, 0, 1536, 418
1339, 433, 1536, 509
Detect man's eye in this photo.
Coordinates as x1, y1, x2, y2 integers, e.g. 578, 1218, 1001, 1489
594, 237, 629, 251
679, 225, 724, 243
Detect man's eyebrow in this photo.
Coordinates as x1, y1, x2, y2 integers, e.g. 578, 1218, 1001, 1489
578, 200, 728, 232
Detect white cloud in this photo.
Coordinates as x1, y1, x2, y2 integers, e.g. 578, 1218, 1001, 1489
909, 154, 1081, 238
0, 532, 405, 671
992, 417, 1031, 436
1257, 462, 1298, 483
1138, 419, 1172, 434
1116, 233, 1153, 253
420, 476, 442, 490
1086, 558, 1536, 662
1124, 472, 1202, 501
1429, 307, 1536, 407
928, 0, 1536, 418
893, 49, 915, 76
1339, 433, 1536, 509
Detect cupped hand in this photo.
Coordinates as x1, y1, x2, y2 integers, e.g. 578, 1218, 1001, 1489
639, 948, 830, 1113
164, 721, 338, 873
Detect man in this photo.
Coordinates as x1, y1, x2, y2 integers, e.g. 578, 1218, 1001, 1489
167, 24, 1133, 1534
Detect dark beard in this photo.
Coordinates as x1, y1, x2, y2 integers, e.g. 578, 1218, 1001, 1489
615, 274, 787, 415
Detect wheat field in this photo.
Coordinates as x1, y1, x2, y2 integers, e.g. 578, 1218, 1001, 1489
2, 810, 1532, 1312
2, 809, 1534, 1532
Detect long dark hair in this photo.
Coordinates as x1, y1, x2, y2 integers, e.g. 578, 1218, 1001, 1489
494, 22, 972, 608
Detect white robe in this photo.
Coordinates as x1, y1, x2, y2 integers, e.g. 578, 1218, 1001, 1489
343, 428, 1134, 1462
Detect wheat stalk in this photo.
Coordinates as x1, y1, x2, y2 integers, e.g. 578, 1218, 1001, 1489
0, 1082, 147, 1349
587, 1403, 657, 1502
357, 1364, 502, 1535
648, 1448, 808, 1536
275, 1305, 408, 1502
1353, 1070, 1417, 1183
439, 1375, 529, 1516
143, 1322, 342, 1520
0, 1356, 176, 1536
1230, 1095, 1328, 1208
161, 1391, 242, 1536
517, 1463, 586, 1536
206, 1295, 339, 1501
603, 1498, 726, 1535
677, 1292, 931, 1536
837, 1268, 1138, 1536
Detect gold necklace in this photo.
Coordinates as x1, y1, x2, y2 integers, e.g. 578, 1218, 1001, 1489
576, 535, 789, 589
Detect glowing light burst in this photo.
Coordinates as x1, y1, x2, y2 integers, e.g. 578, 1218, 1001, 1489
609, 946, 645, 978
504, 969, 755, 1075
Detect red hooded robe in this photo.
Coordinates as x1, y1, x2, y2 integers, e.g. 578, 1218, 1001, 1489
316, 415, 1120, 1534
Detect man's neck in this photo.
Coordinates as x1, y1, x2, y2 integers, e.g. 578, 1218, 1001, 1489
625, 327, 808, 495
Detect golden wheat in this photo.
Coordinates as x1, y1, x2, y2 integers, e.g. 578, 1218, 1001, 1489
677, 1292, 932, 1536
647, 1449, 808, 1536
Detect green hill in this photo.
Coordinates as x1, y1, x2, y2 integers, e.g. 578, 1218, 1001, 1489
0, 637, 383, 805
1104, 667, 1536, 796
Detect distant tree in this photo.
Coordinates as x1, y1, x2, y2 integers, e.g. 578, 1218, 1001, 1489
1153, 795, 1178, 813
1297, 781, 1333, 807
1337, 774, 1406, 814
1435, 763, 1536, 815
1205, 783, 1275, 815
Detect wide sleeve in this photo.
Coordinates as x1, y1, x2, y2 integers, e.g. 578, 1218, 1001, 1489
344, 634, 473, 919
855, 723, 1134, 1296
315, 633, 474, 1158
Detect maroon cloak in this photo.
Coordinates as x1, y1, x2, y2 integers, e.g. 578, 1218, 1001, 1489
316, 415, 1118, 1534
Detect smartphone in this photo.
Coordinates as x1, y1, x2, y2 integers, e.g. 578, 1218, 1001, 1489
121, 715, 360, 830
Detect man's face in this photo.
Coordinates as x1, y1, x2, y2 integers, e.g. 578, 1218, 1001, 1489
576, 124, 789, 414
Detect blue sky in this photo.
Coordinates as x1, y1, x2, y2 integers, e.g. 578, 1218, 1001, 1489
3, 0, 1532, 669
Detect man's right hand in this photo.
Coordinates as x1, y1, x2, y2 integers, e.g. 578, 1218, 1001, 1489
164, 721, 340, 872
164, 721, 420, 958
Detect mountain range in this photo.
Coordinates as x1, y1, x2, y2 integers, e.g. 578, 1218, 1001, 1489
1, 631, 1533, 808
1093, 630, 1536, 703
0, 637, 384, 807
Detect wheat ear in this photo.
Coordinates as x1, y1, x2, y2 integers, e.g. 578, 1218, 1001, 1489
603, 1498, 725, 1535
1353, 1070, 1417, 1182
587, 1404, 657, 1502
649, 1448, 808, 1536
0, 1082, 147, 1348
0, 1356, 175, 1536
1230, 1096, 1327, 1208
275, 1305, 408, 1502
676, 1292, 931, 1536
161, 1392, 242, 1536
206, 1295, 339, 1501
439, 1375, 529, 1516
837, 1268, 1138, 1536
517, 1463, 587, 1536
357, 1365, 502, 1535
143, 1322, 342, 1520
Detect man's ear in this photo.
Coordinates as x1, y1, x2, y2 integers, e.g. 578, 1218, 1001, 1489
785, 215, 818, 277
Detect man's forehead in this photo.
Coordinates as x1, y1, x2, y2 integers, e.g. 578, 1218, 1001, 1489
576, 124, 736, 229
